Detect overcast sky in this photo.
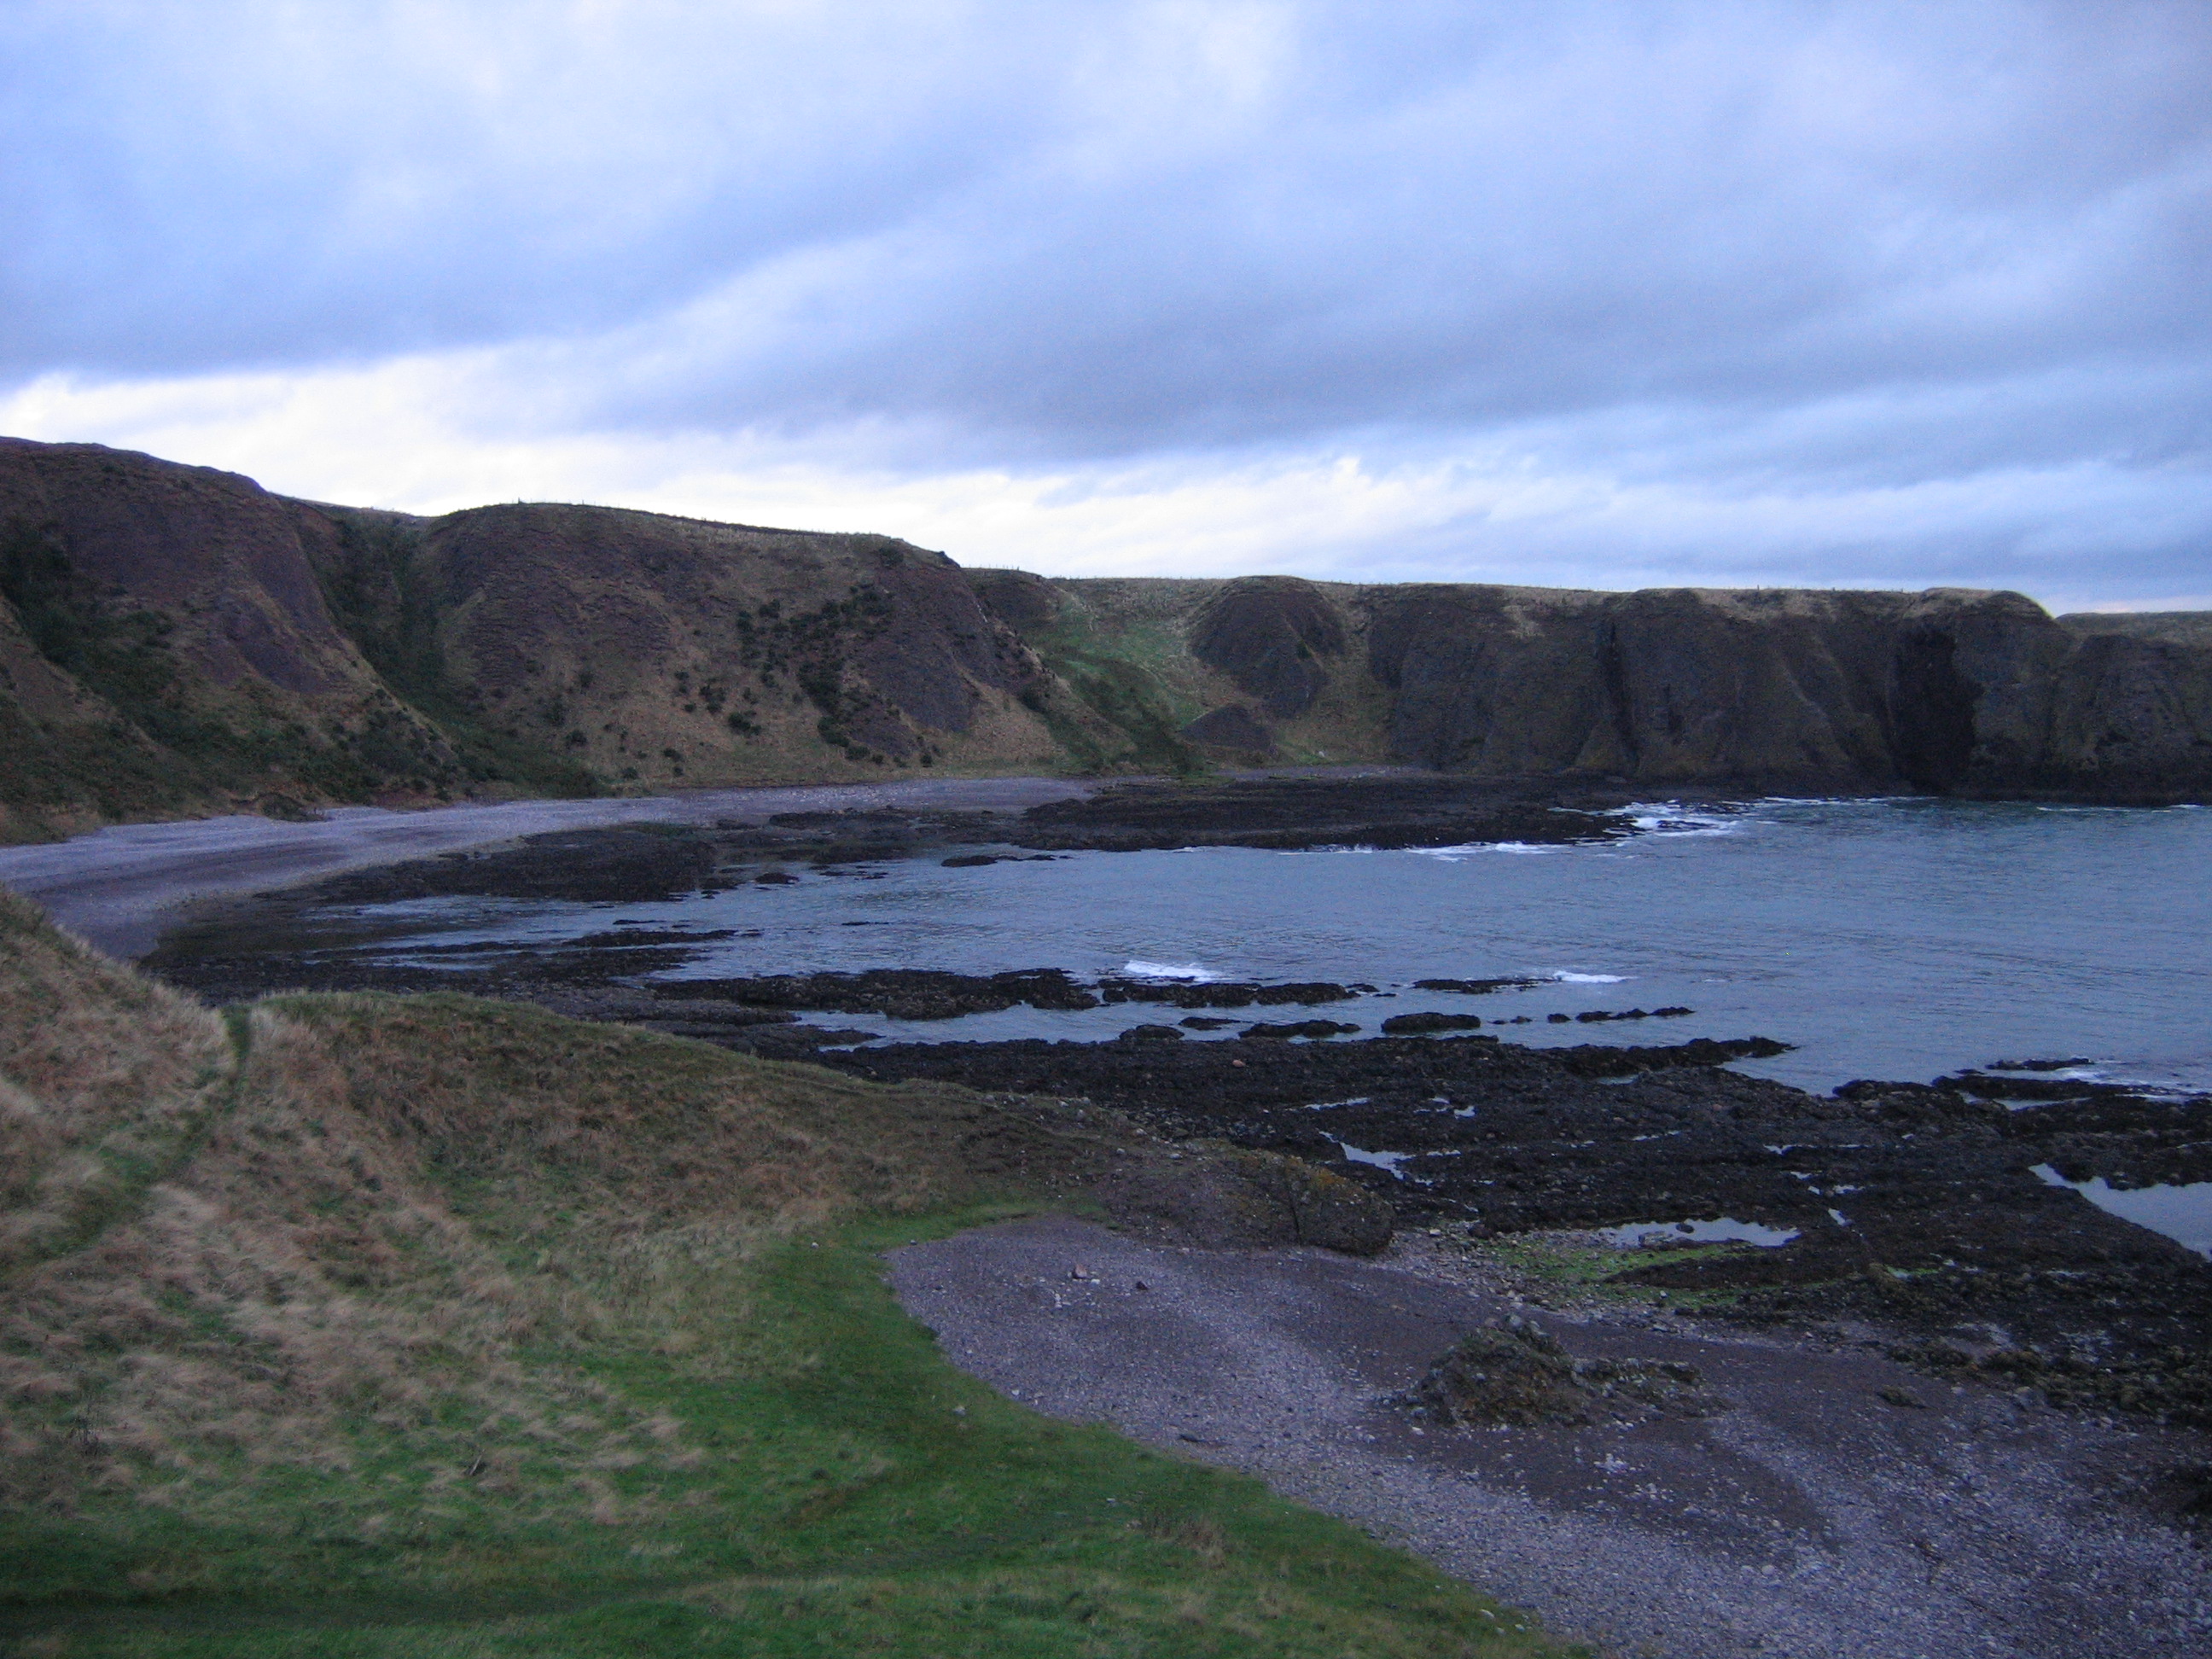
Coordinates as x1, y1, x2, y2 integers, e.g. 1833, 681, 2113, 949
4, 2, 2208, 608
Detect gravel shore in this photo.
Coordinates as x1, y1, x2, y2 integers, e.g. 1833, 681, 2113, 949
888, 1213, 2212, 1659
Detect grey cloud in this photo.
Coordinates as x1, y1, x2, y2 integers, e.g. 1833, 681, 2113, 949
539, 3, 2212, 474
3, 1, 2209, 598
0, 3, 1080, 372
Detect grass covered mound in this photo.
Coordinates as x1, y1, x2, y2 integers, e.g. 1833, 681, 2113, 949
0, 893, 1572, 1656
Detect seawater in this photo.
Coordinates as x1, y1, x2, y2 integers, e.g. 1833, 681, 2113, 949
307, 796, 2212, 1097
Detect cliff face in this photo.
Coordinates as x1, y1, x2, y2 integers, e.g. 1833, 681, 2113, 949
0, 439, 1085, 836
981, 573, 2212, 802
0, 434, 2204, 839
384, 502, 1063, 783
0, 440, 467, 836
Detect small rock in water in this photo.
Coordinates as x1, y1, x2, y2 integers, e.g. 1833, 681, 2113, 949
1239, 1019, 1360, 1040
1877, 1385, 1926, 1408
1380, 1011, 1484, 1035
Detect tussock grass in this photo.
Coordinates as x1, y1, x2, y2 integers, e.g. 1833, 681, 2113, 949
0, 896, 1578, 1656
0, 892, 235, 1277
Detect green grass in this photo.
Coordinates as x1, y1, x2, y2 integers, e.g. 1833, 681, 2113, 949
1481, 1233, 1754, 1312
0, 1208, 1575, 1659
1022, 612, 1212, 777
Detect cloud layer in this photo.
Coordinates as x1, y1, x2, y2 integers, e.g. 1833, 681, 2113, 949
4, 2, 2208, 607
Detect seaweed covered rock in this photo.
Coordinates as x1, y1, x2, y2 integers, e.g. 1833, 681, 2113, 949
1400, 1316, 1726, 1427
1217, 1147, 1395, 1255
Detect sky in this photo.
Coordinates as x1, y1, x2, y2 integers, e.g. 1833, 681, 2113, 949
3, 2, 2208, 610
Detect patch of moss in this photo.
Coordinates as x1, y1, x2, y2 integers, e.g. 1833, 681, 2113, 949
1483, 1233, 1755, 1311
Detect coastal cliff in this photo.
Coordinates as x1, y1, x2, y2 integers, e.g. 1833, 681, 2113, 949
1, 435, 2205, 837
987, 572, 2212, 802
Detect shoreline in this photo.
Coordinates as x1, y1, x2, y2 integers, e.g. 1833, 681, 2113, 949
0, 773, 1100, 958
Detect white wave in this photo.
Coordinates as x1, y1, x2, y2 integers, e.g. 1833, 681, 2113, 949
1755, 795, 1904, 807
1553, 971, 1627, 984
1613, 800, 1755, 837
1121, 958, 1220, 981
1410, 841, 1563, 860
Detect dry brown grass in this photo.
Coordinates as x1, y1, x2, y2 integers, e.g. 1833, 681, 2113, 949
0, 890, 1082, 1529
0, 890, 233, 1275
0, 897, 1578, 1659
0, 895, 1385, 1557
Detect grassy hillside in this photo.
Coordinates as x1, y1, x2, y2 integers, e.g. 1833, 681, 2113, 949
0, 893, 1572, 1657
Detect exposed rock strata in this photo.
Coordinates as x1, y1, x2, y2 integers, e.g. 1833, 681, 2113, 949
987, 573, 2212, 802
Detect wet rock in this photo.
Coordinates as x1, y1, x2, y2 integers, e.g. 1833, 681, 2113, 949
309, 826, 728, 905
1239, 1020, 1360, 1040
1214, 1147, 1394, 1255
653, 967, 1100, 1022
1413, 977, 1544, 994
1118, 1024, 1185, 1042
1014, 776, 1642, 854
736, 1025, 879, 1058
1381, 1012, 1484, 1034
1400, 1316, 1726, 1428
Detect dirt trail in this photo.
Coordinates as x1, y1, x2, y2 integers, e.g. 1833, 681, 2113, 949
888, 1214, 2212, 1659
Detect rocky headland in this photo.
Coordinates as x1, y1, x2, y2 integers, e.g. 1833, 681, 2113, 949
3, 434, 2208, 841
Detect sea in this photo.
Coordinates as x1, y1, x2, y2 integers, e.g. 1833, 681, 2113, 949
259, 795, 2212, 1098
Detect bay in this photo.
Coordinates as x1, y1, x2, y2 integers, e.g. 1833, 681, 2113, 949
311, 796, 2212, 1097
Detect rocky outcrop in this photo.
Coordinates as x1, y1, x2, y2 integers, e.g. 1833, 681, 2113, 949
1190, 575, 1346, 718
403, 502, 1058, 779
2029, 623, 2212, 801
1366, 583, 2093, 795
0, 439, 462, 837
